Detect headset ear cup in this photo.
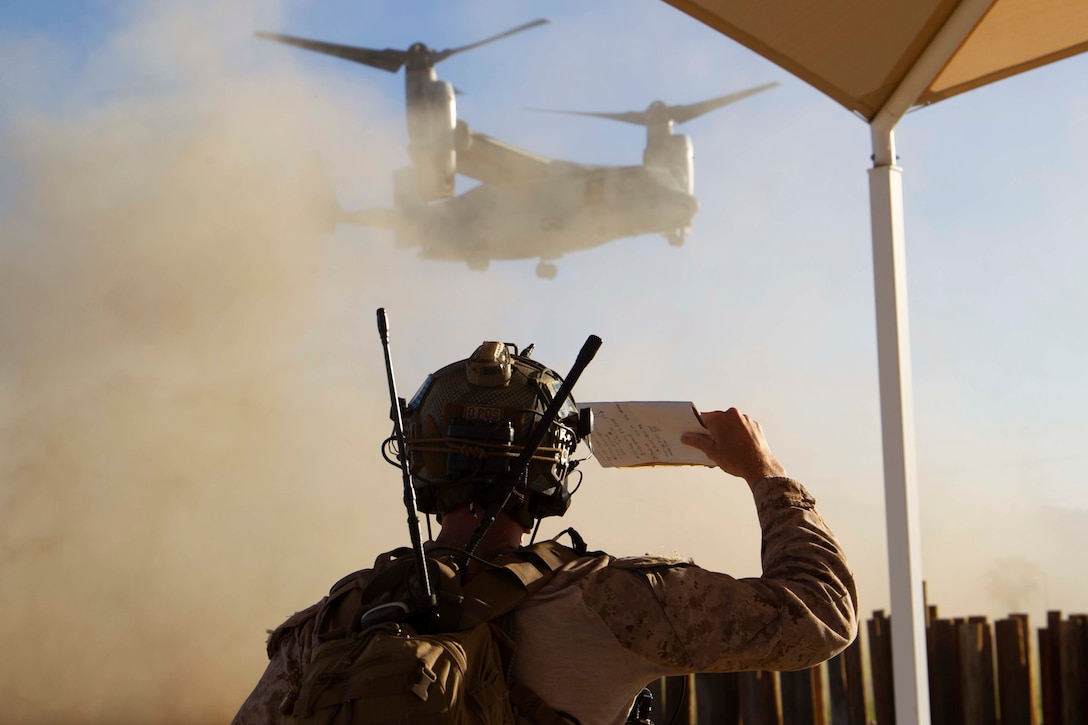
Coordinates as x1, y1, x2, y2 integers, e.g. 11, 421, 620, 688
528, 485, 571, 519
577, 407, 593, 441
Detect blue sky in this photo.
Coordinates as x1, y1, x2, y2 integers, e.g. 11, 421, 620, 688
1, 1, 1086, 719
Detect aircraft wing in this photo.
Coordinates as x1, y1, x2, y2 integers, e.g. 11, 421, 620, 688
454, 121, 584, 185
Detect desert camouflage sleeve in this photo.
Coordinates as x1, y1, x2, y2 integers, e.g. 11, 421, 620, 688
581, 476, 858, 672
231, 601, 322, 725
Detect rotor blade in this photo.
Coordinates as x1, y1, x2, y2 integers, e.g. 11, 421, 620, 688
433, 19, 549, 63
524, 81, 780, 127
523, 107, 650, 126
254, 31, 407, 73
668, 82, 779, 125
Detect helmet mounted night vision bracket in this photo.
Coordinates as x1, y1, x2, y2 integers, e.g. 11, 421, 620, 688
465, 341, 513, 387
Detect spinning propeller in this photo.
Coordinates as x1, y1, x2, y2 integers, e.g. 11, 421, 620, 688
525, 82, 779, 128
255, 19, 549, 74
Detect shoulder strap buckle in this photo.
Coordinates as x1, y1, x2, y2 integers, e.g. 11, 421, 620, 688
410, 662, 438, 701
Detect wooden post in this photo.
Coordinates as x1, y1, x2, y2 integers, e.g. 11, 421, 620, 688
829, 634, 867, 724
1059, 616, 1086, 725
739, 671, 782, 725
844, 635, 868, 725
958, 619, 981, 725
761, 671, 783, 725
958, 617, 996, 724
661, 675, 692, 725
828, 651, 850, 724
780, 666, 824, 725
694, 672, 740, 725
926, 605, 939, 724
976, 617, 996, 725
739, 671, 762, 725
684, 673, 698, 725
1074, 615, 1088, 723
1040, 611, 1062, 725
929, 617, 962, 725
995, 614, 1036, 725
869, 610, 896, 724
811, 665, 827, 725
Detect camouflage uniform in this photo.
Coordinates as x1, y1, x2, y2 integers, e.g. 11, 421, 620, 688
232, 477, 857, 725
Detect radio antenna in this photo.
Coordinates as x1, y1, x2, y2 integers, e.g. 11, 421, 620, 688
377, 308, 437, 618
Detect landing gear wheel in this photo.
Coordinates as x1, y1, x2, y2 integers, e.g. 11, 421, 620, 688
536, 261, 558, 279
667, 231, 685, 247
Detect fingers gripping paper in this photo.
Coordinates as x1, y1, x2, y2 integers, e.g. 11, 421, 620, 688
582, 402, 715, 468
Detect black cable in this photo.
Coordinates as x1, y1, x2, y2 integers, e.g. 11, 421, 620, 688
426, 544, 508, 571
381, 433, 400, 467
566, 469, 583, 497
528, 518, 542, 545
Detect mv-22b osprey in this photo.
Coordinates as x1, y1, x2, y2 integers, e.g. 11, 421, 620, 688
255, 21, 777, 279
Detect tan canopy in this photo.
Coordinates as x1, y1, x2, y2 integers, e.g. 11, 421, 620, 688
661, 0, 1088, 120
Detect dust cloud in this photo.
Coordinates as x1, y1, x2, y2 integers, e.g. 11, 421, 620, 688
0, 5, 414, 723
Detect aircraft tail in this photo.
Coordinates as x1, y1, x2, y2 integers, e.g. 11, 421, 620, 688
340, 206, 422, 249
295, 155, 422, 248
324, 165, 426, 248
340, 207, 401, 229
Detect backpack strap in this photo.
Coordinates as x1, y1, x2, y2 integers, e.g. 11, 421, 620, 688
314, 549, 418, 644
266, 600, 324, 659
313, 539, 585, 638
457, 540, 582, 629
495, 539, 587, 725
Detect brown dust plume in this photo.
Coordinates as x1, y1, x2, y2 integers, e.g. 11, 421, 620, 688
0, 15, 417, 724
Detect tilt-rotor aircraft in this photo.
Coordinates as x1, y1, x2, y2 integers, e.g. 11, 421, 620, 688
255, 23, 777, 279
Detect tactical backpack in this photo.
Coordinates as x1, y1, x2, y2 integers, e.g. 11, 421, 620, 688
283, 538, 585, 725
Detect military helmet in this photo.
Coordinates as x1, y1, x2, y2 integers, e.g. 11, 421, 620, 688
401, 341, 587, 526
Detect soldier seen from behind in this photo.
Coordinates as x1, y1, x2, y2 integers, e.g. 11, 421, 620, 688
231, 333, 858, 724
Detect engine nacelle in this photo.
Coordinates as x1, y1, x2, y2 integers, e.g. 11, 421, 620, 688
405, 78, 456, 201
643, 134, 693, 196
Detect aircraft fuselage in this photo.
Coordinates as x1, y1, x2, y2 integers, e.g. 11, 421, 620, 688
398, 165, 698, 263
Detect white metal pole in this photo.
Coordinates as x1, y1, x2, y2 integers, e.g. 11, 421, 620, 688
863, 4, 995, 722
869, 127, 930, 725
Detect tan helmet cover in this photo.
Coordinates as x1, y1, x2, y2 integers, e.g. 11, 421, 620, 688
403, 342, 580, 523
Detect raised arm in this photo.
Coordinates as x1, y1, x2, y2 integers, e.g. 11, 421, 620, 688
582, 408, 858, 673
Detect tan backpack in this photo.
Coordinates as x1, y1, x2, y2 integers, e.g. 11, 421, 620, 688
284, 539, 583, 725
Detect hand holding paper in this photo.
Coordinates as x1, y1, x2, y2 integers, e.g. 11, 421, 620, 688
679, 408, 786, 485
582, 401, 716, 468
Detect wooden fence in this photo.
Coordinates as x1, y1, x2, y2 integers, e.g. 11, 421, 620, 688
647, 607, 1088, 724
